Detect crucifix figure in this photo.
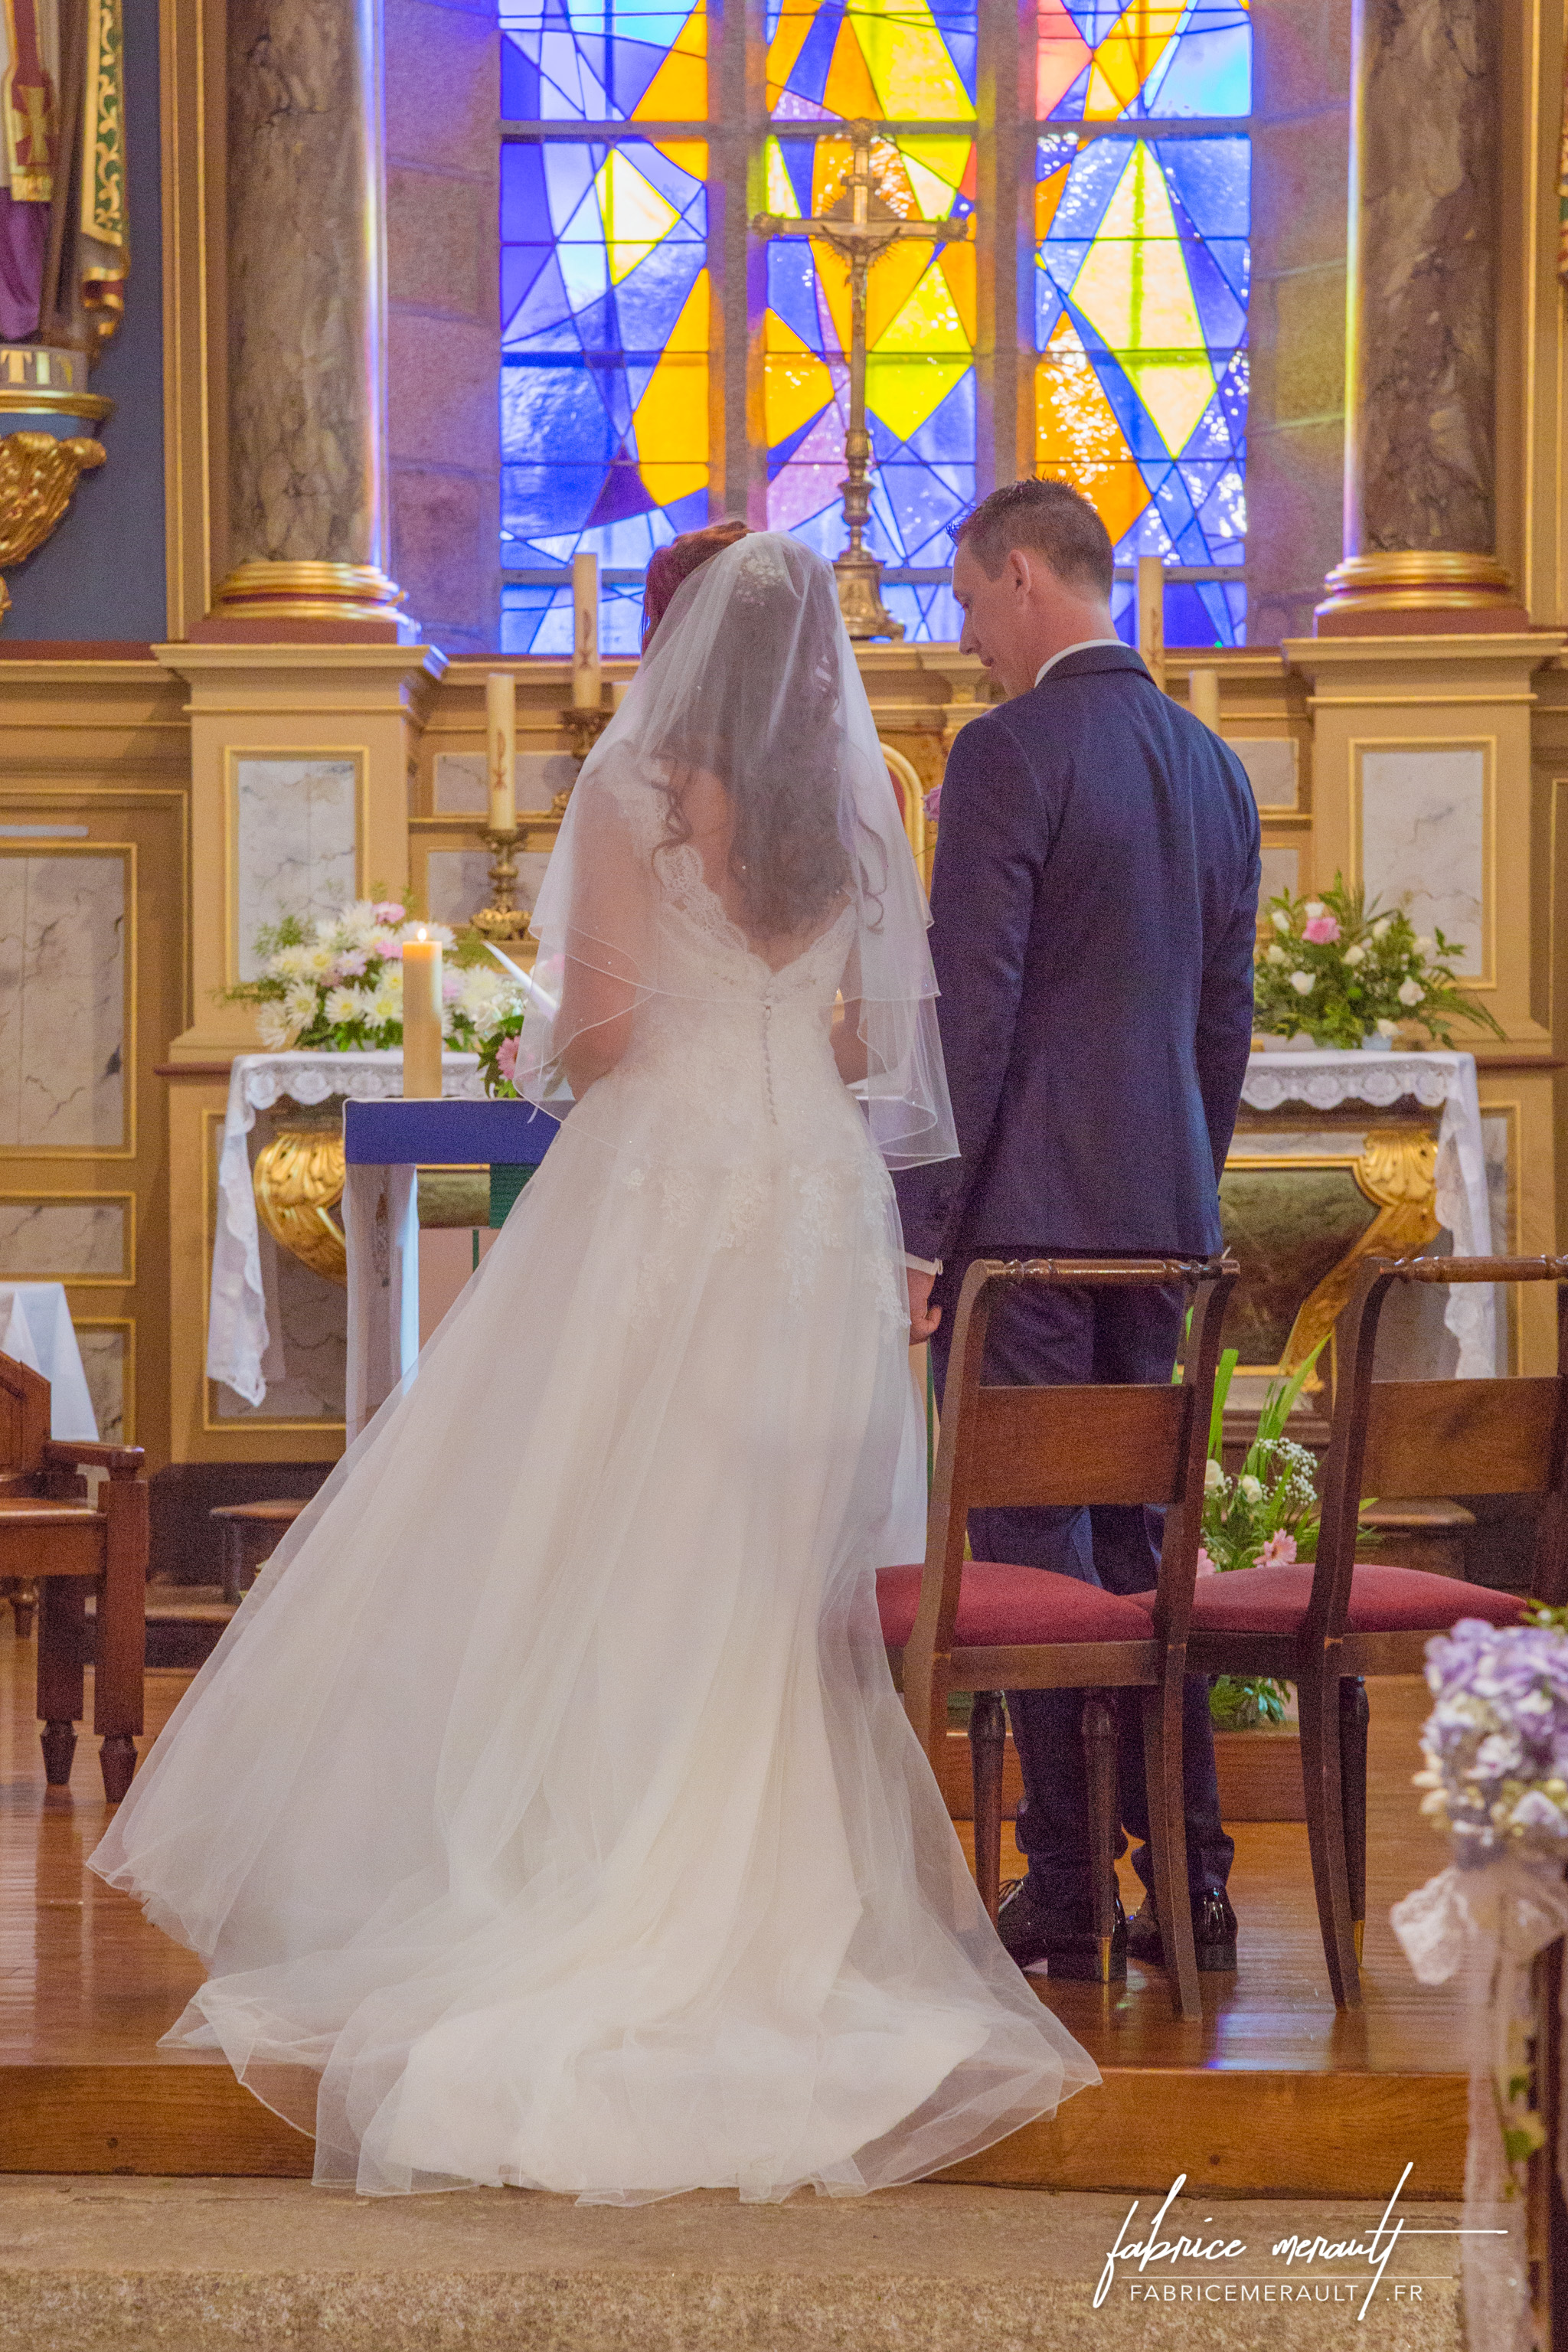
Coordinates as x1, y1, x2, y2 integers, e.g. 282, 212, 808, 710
753, 120, 972, 641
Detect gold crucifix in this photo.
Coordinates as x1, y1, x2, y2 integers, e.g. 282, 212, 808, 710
753, 121, 972, 641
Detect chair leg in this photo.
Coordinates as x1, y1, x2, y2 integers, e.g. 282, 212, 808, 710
1339, 1675, 1370, 1970
1142, 1678, 1200, 2020
969, 1690, 1006, 1924
93, 1477, 147, 1805
1298, 1664, 1361, 2008
37, 1578, 87, 1789
1080, 1692, 1119, 1983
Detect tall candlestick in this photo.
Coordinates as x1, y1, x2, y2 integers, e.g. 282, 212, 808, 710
572, 551, 600, 709
485, 671, 516, 834
401, 928, 443, 1099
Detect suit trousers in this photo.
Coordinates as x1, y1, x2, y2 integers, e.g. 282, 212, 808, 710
929, 1265, 1235, 1911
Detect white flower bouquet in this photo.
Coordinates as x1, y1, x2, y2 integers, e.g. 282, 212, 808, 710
226, 900, 511, 1054
1253, 874, 1504, 1050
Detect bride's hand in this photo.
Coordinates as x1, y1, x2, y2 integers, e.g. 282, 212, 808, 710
906, 1269, 940, 1341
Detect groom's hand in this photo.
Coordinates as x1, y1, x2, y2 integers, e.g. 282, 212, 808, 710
906, 1269, 941, 1341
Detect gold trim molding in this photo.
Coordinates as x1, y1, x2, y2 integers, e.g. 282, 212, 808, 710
210, 560, 409, 627
1316, 550, 1522, 621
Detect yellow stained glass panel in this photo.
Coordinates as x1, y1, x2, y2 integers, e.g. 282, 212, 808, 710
763, 310, 836, 446
1034, 313, 1151, 546
594, 148, 681, 286
633, 266, 710, 501
630, 3, 707, 119
1069, 141, 1215, 455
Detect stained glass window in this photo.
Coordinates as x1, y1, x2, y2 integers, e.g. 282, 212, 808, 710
1035, 5, 1251, 646
499, 0, 1255, 650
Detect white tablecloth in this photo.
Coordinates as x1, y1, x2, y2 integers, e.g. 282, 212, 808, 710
0, 1283, 98, 1439
1241, 1047, 1495, 1375
207, 1051, 487, 1409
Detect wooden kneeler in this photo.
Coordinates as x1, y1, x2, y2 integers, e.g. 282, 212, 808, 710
884, 1256, 1236, 2022
0, 1351, 149, 1801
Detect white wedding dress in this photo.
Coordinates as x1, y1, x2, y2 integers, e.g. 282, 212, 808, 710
92, 538, 1099, 2202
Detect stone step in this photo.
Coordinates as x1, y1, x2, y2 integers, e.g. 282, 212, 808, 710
0, 2177, 1462, 2350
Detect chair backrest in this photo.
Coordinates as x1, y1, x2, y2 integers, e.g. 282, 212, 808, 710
911, 1256, 1237, 1663
880, 743, 929, 883
0, 1351, 50, 1487
1315, 1255, 1568, 1631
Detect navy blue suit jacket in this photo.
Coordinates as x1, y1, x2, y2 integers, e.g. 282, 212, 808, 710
893, 643, 1260, 1263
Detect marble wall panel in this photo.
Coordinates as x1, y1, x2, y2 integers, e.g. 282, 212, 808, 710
519, 754, 577, 813
426, 851, 492, 928
0, 854, 126, 1150
235, 760, 358, 980
77, 1327, 126, 1444
1359, 746, 1485, 973
1259, 844, 1298, 907
0, 1200, 126, 1278
433, 753, 487, 814
1233, 740, 1298, 810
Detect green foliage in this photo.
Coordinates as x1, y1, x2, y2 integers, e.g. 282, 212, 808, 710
1253, 874, 1506, 1050
1210, 1676, 1291, 1732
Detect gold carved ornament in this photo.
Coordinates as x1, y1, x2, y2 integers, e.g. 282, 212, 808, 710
0, 430, 105, 619
253, 1131, 348, 1288
1279, 1126, 1441, 1374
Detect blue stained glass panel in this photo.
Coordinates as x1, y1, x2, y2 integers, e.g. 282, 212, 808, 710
501, 0, 707, 123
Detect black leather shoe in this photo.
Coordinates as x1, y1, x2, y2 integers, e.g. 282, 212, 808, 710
1127, 1887, 1237, 1972
996, 1877, 1128, 1981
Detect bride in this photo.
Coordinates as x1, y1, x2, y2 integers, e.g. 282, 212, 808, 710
91, 532, 1098, 2202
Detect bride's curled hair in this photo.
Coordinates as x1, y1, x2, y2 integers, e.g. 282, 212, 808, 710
648, 536, 856, 942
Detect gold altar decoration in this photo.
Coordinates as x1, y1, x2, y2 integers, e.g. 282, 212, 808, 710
208, 559, 410, 629
472, 828, 532, 944
0, 426, 106, 620
253, 1129, 348, 1287
551, 704, 611, 816
1280, 1126, 1441, 1373
753, 121, 971, 641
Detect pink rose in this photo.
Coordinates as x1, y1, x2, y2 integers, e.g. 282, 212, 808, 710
1302, 915, 1340, 945
1257, 1531, 1298, 1567
441, 972, 463, 1001
496, 1036, 519, 1083
1196, 1547, 1217, 1577
923, 784, 942, 822
373, 900, 406, 924
330, 949, 368, 980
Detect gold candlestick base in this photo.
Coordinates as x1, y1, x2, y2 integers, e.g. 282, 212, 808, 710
554, 705, 612, 815
472, 828, 532, 944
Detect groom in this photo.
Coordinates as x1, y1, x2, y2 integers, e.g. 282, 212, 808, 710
893, 478, 1259, 1981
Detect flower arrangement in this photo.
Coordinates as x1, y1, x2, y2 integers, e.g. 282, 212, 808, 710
1253, 874, 1505, 1050
1196, 1344, 1327, 1731
227, 900, 510, 1054
471, 985, 531, 1099
1413, 1612, 1568, 1867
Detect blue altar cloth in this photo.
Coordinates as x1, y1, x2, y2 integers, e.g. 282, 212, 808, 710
343, 1098, 560, 1168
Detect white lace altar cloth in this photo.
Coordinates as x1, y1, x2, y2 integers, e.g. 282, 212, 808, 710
1240, 1048, 1495, 1376
208, 1052, 485, 1410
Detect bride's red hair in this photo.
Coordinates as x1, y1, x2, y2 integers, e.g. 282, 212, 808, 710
640, 518, 750, 650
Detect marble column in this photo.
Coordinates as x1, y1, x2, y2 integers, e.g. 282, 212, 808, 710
208, 0, 411, 635
1318, 0, 1524, 632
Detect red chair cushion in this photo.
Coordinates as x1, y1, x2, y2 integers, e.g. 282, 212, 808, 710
877, 1561, 1159, 1651
1124, 1562, 1527, 1636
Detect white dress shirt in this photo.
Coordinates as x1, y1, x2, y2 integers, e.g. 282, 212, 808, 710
1034, 635, 1128, 686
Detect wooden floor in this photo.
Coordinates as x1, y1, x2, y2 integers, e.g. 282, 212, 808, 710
0, 1622, 1468, 2194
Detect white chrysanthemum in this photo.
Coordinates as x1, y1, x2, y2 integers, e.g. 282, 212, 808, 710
325, 986, 370, 1027
256, 1002, 299, 1051
338, 901, 380, 944
369, 974, 403, 1024
267, 944, 315, 982
1343, 942, 1366, 967
1289, 970, 1315, 995
1265, 943, 1286, 966
314, 915, 342, 945
283, 980, 318, 1027
305, 944, 336, 975
1397, 977, 1424, 1006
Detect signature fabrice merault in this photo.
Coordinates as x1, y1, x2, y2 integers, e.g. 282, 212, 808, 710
1093, 2164, 1504, 2318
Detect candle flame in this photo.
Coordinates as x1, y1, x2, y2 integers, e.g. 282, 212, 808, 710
415, 925, 427, 941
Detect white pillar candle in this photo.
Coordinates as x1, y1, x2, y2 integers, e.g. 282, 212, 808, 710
485, 671, 516, 834
1188, 665, 1220, 733
401, 928, 443, 1099
1136, 554, 1165, 694
572, 551, 601, 710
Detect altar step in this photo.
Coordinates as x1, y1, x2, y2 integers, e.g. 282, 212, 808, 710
0, 2056, 1466, 2200
0, 2176, 1462, 2351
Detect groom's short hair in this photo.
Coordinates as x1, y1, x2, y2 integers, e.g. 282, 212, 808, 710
957, 479, 1115, 597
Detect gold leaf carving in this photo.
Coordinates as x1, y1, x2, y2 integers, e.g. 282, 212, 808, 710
0, 431, 106, 596
1281, 1126, 1441, 1373
253, 1130, 348, 1288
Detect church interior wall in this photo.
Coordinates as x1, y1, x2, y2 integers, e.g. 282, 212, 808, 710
2, 0, 166, 641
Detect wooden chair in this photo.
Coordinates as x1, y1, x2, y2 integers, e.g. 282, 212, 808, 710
1160, 1254, 1557, 2011
880, 1255, 1236, 2022
0, 1351, 149, 1802
210, 1498, 308, 1603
